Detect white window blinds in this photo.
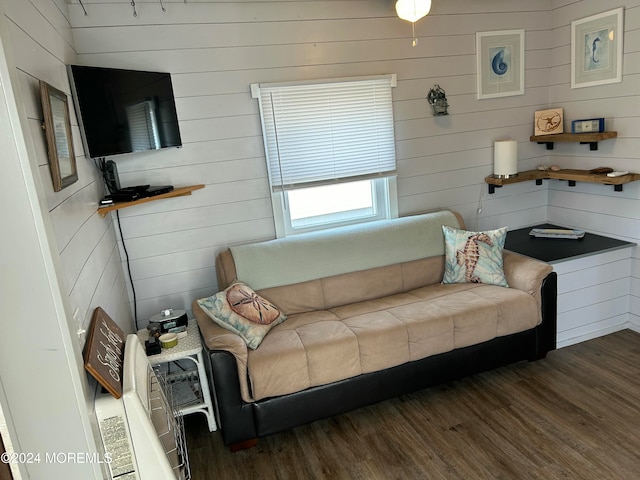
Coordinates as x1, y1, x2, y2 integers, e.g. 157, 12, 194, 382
126, 100, 160, 152
252, 74, 397, 191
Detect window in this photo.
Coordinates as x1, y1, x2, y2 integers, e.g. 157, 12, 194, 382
126, 100, 160, 152
252, 74, 398, 237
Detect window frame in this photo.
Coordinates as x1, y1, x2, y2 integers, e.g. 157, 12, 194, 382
271, 176, 398, 238
252, 74, 399, 238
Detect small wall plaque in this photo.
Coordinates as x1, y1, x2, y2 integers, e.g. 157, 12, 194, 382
534, 108, 564, 135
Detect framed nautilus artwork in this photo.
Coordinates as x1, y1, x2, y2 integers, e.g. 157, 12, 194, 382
476, 30, 524, 99
571, 8, 623, 89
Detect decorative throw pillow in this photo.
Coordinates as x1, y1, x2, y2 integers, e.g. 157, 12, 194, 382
442, 225, 509, 287
196, 281, 287, 349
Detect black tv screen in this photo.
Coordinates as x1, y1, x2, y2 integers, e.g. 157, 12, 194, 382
68, 65, 182, 158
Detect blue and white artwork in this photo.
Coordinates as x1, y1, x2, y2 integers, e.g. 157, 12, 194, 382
584, 28, 611, 72
477, 29, 524, 98
489, 46, 512, 82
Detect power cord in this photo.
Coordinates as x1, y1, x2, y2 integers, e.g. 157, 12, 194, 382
474, 182, 485, 231
94, 157, 120, 194
95, 158, 138, 329
116, 210, 138, 331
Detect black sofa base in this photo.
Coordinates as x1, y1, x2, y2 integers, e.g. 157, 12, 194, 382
202, 272, 557, 449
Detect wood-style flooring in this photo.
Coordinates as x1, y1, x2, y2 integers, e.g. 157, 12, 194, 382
185, 329, 640, 479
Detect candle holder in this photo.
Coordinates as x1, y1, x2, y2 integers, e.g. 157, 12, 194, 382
493, 140, 518, 178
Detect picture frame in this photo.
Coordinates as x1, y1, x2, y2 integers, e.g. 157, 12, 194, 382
571, 8, 624, 89
476, 29, 525, 99
39, 80, 78, 192
534, 108, 564, 136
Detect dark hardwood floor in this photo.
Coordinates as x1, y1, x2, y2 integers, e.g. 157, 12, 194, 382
185, 330, 640, 479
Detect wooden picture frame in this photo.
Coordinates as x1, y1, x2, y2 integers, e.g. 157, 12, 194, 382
571, 8, 624, 89
39, 81, 78, 192
476, 29, 525, 99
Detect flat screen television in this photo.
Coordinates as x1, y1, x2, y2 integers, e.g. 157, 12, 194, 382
68, 65, 182, 159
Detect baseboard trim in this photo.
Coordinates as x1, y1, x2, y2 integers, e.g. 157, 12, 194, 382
628, 322, 640, 334
557, 323, 628, 349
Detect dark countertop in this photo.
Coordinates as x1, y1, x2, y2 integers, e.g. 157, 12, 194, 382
505, 224, 634, 263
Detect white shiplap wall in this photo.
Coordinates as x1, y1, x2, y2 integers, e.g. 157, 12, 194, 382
2, 0, 133, 334
0, 0, 133, 476
68, 0, 556, 325
553, 247, 633, 347
547, 0, 640, 333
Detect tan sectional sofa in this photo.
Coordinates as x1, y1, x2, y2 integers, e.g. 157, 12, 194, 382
193, 210, 557, 449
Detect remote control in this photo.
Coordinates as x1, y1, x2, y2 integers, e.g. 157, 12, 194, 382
606, 171, 629, 177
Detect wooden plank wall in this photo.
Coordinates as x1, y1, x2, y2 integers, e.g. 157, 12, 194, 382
547, 0, 640, 334
2, 0, 132, 335
68, 0, 555, 324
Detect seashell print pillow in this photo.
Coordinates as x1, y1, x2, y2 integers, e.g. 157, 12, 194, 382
197, 281, 287, 349
441, 225, 509, 287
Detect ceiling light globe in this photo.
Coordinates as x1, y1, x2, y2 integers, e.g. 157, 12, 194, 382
395, 0, 432, 23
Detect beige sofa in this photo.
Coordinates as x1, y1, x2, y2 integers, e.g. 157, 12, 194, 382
193, 210, 557, 449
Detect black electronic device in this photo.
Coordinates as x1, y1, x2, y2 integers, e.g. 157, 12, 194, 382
149, 309, 188, 334
145, 337, 162, 356
118, 185, 150, 193
103, 160, 121, 193
105, 191, 142, 202
141, 185, 174, 197
68, 65, 182, 159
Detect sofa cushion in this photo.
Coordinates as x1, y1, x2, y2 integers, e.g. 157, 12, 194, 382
442, 225, 509, 287
254, 256, 445, 316
196, 281, 287, 350
227, 210, 463, 290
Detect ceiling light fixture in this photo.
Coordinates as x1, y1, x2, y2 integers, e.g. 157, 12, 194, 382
395, 0, 432, 46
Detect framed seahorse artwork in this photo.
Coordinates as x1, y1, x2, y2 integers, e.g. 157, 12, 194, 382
476, 29, 524, 99
571, 8, 623, 89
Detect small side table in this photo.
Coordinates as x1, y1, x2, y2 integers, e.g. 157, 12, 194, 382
137, 319, 217, 432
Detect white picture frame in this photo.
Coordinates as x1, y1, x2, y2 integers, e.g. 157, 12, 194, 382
571, 8, 624, 89
476, 29, 525, 99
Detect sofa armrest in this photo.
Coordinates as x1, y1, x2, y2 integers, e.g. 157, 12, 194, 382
192, 300, 254, 402
503, 249, 553, 303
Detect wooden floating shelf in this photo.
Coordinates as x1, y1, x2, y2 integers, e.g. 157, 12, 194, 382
530, 132, 617, 151
485, 169, 640, 194
97, 184, 205, 217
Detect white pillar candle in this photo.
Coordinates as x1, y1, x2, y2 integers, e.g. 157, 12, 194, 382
493, 140, 518, 178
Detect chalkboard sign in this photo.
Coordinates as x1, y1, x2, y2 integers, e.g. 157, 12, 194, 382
83, 307, 126, 399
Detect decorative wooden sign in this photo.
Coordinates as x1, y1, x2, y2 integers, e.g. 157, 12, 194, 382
84, 307, 126, 399
534, 108, 564, 136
